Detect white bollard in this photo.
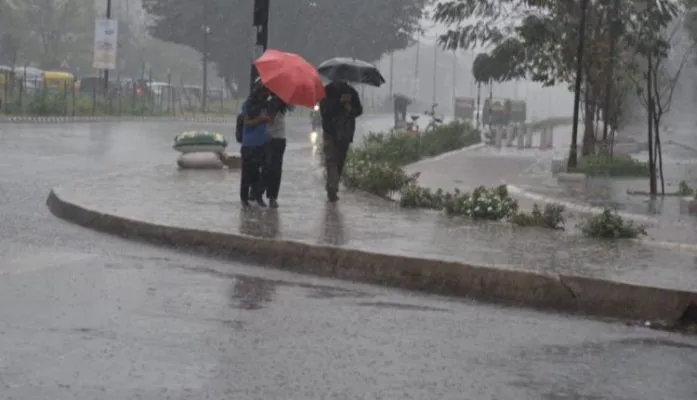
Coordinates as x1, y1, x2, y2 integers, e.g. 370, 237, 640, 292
539, 127, 548, 149
547, 126, 554, 149
516, 123, 525, 149
524, 124, 533, 148
507, 125, 517, 147
494, 126, 503, 148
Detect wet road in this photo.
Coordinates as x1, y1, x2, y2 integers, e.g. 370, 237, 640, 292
0, 118, 696, 399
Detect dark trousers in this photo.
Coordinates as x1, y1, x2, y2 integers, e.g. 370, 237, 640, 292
264, 138, 286, 199
323, 134, 351, 195
240, 145, 266, 202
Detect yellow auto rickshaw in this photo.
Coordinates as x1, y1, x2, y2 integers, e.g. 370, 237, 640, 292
0, 65, 15, 89
43, 71, 75, 92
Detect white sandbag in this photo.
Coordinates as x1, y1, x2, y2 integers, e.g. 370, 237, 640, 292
177, 153, 225, 169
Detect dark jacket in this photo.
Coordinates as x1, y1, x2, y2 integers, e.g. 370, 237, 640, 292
319, 82, 363, 142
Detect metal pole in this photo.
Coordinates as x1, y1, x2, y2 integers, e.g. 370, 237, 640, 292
388, 52, 394, 99
104, 0, 112, 93
568, 0, 589, 169
202, 34, 208, 111
202, 0, 210, 111
452, 50, 456, 107
432, 42, 437, 106
414, 33, 420, 100
250, 0, 269, 94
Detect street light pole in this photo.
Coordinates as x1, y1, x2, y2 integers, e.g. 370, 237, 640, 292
202, 26, 210, 112
388, 52, 394, 99
568, 0, 590, 169
432, 42, 437, 107
202, 24, 210, 111
103, 0, 112, 93
452, 50, 456, 106
251, 0, 270, 94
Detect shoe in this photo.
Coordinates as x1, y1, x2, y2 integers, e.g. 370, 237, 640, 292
255, 198, 267, 208
269, 198, 279, 208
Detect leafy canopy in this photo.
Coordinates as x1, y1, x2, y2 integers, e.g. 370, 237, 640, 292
144, 0, 429, 90
433, 0, 680, 87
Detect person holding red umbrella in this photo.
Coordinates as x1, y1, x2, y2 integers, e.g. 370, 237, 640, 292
252, 49, 325, 207
264, 94, 292, 208
239, 82, 273, 208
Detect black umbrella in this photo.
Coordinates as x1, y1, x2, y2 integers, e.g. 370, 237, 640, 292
317, 57, 385, 87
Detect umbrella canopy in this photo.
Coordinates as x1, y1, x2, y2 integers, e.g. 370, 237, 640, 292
317, 57, 385, 87
254, 49, 325, 108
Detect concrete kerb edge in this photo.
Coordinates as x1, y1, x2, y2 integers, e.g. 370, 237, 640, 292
46, 186, 697, 323
506, 184, 697, 253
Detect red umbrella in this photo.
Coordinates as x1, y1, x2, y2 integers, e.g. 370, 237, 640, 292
254, 49, 325, 108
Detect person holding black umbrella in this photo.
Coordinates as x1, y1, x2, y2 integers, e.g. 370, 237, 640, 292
319, 78, 363, 202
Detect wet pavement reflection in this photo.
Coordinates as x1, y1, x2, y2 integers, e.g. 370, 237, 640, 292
56, 160, 697, 292
0, 251, 695, 400
1, 118, 696, 399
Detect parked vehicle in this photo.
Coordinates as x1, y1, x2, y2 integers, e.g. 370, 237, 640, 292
14, 66, 44, 92
43, 71, 75, 91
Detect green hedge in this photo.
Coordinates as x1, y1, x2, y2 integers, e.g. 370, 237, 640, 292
571, 154, 649, 177
340, 121, 647, 238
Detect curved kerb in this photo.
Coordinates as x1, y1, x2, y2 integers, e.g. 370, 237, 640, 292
46, 188, 696, 323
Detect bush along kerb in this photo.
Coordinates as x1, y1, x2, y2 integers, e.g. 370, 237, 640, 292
571, 154, 649, 177
342, 122, 648, 239
341, 121, 563, 229
578, 209, 647, 239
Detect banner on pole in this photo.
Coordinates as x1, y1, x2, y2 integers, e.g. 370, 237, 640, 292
92, 19, 118, 70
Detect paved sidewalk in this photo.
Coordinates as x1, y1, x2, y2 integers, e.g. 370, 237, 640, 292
483, 125, 697, 246
52, 146, 696, 293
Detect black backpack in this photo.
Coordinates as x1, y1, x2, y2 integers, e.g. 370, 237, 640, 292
235, 113, 244, 143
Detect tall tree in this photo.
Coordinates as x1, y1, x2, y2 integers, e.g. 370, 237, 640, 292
16, 0, 96, 69
0, 0, 26, 65
433, 0, 678, 163
626, 5, 689, 195
143, 0, 428, 93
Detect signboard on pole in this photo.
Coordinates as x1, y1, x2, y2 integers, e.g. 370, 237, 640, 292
92, 19, 118, 70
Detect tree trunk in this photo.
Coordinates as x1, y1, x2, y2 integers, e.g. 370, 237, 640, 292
652, 108, 665, 194
581, 84, 595, 156
568, 0, 590, 170
488, 81, 493, 131
602, 0, 621, 142
476, 82, 481, 129
647, 54, 657, 195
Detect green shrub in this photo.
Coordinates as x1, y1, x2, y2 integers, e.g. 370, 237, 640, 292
510, 204, 565, 229
343, 121, 481, 197
572, 154, 649, 177
342, 158, 418, 198
579, 209, 647, 239
441, 185, 518, 220
419, 120, 480, 157
343, 122, 563, 229
399, 185, 446, 209
678, 180, 694, 197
